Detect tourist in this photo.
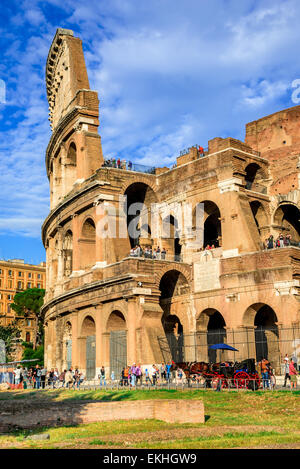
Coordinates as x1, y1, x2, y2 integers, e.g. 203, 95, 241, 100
117, 158, 121, 169
283, 354, 290, 387
130, 364, 137, 387
110, 370, 115, 384
135, 364, 142, 385
59, 370, 66, 388
123, 366, 129, 386
121, 160, 126, 170
259, 358, 270, 389
144, 368, 152, 385
165, 363, 172, 382
160, 363, 166, 382
128, 161, 133, 170
41, 366, 47, 389
267, 235, 274, 249
65, 369, 74, 389
289, 359, 298, 389
13, 366, 22, 386
161, 248, 166, 260
34, 365, 42, 390
151, 365, 158, 385
198, 145, 204, 156
99, 366, 106, 386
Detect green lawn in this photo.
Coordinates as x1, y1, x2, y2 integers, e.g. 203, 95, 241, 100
0, 388, 299, 449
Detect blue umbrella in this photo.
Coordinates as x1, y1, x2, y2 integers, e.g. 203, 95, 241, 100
209, 343, 238, 351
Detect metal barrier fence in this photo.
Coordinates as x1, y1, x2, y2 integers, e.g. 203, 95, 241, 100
13, 375, 298, 392
158, 326, 300, 375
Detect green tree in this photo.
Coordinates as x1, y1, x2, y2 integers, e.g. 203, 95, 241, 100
0, 324, 21, 362
11, 288, 45, 349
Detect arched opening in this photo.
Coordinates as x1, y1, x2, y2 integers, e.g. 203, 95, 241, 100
25, 332, 30, 343
63, 231, 73, 277
79, 218, 96, 269
194, 201, 221, 248
159, 270, 189, 362
67, 142, 77, 166
81, 316, 96, 380
245, 163, 266, 192
107, 311, 127, 377
254, 304, 279, 369
196, 308, 226, 363
273, 203, 300, 244
162, 214, 182, 260
124, 182, 156, 249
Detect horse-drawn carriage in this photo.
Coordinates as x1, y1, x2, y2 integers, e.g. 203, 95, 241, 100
175, 358, 262, 390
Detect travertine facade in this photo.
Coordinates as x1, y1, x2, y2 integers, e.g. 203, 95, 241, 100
42, 29, 300, 377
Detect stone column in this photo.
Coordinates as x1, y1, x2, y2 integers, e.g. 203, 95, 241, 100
71, 214, 80, 272
126, 297, 138, 364
94, 304, 104, 377
94, 201, 107, 267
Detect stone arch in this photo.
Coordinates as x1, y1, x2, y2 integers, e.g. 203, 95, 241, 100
161, 213, 182, 259
159, 269, 190, 362
124, 181, 157, 249
244, 162, 267, 190
243, 303, 280, 370
196, 308, 226, 363
80, 315, 96, 380
107, 310, 127, 377
273, 202, 300, 244
79, 217, 96, 269
66, 141, 77, 166
193, 200, 221, 248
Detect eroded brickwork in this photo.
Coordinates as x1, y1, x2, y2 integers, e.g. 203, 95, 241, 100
42, 29, 300, 376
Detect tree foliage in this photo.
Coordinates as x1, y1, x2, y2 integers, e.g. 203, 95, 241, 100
11, 288, 45, 348
0, 324, 21, 362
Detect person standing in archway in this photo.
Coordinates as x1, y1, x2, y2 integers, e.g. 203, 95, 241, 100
283, 354, 290, 387
289, 358, 298, 389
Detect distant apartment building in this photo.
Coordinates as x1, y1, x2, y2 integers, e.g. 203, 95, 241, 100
0, 259, 46, 344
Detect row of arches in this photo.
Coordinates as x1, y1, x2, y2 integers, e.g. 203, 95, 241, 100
59, 269, 286, 378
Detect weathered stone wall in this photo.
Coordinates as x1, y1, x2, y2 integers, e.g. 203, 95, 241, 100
0, 399, 205, 433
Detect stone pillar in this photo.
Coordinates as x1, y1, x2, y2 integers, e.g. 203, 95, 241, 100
102, 332, 110, 369
94, 201, 107, 267
94, 304, 104, 376
70, 311, 79, 369
126, 298, 138, 364
71, 214, 80, 272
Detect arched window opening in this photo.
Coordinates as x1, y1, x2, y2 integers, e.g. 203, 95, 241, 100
159, 270, 189, 362
79, 218, 96, 269
124, 183, 156, 249
107, 311, 127, 377
273, 203, 300, 245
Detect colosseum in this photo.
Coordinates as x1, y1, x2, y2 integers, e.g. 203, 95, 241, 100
42, 28, 300, 377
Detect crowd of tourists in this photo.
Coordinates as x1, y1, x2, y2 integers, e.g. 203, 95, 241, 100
11, 365, 85, 390
129, 245, 168, 260
102, 158, 133, 170
264, 233, 297, 249
100, 363, 185, 387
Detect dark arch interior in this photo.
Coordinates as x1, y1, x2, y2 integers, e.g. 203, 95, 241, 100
124, 183, 155, 248
202, 201, 221, 247
254, 305, 278, 363
274, 204, 300, 242
207, 311, 226, 362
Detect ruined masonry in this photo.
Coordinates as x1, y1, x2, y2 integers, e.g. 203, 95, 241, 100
42, 28, 300, 378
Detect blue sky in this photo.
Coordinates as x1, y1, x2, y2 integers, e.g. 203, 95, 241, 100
0, 0, 300, 264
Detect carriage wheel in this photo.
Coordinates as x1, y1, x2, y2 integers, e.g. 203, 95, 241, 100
234, 371, 250, 389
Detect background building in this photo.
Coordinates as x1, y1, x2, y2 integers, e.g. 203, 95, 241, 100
0, 259, 46, 344
42, 29, 300, 378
